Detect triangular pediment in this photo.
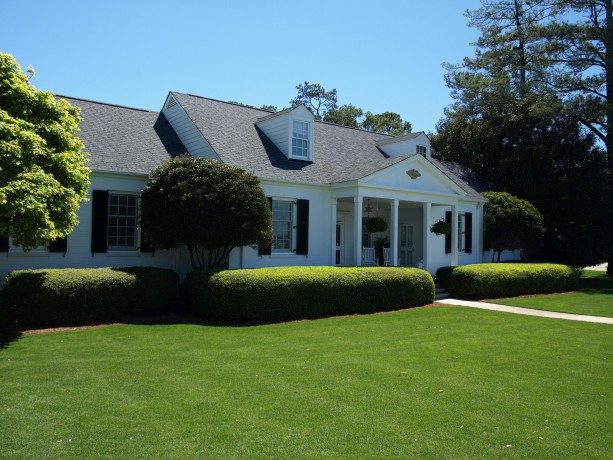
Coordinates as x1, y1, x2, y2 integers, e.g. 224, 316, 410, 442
359, 155, 467, 197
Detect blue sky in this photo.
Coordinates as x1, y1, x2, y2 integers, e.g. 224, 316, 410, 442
2, 0, 482, 133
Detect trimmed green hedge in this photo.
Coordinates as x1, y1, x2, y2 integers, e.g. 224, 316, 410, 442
187, 266, 434, 322
1, 266, 179, 327
447, 263, 578, 299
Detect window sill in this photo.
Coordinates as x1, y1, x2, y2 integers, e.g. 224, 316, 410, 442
7, 250, 51, 258
270, 252, 306, 258
107, 250, 141, 257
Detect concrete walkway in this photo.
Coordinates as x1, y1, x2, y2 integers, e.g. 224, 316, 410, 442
436, 299, 613, 324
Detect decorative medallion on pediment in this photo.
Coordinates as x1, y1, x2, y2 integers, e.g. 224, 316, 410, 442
406, 169, 421, 180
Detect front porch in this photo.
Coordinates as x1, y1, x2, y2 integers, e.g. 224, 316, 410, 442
331, 195, 475, 273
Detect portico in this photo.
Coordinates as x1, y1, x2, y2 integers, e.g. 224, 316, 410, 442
329, 153, 485, 274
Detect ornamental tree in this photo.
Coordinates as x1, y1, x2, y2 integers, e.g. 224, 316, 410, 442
140, 156, 272, 270
482, 191, 545, 262
0, 52, 90, 249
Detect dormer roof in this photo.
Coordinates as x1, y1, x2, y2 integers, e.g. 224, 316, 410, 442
255, 104, 312, 123
376, 131, 431, 159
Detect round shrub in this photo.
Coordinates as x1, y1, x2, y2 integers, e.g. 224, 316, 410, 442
187, 266, 434, 322
1, 266, 179, 327
447, 263, 578, 299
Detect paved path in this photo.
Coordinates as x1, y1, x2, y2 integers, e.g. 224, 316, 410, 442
436, 299, 613, 324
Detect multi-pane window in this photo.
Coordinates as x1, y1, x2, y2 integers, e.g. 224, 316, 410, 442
416, 145, 427, 155
458, 214, 466, 252
272, 200, 292, 251
292, 121, 309, 158
108, 194, 138, 249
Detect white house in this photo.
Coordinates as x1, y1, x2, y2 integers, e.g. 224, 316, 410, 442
0, 92, 510, 282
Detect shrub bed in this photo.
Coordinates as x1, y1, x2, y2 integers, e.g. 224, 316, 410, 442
187, 266, 434, 322
1, 266, 179, 327
447, 263, 578, 299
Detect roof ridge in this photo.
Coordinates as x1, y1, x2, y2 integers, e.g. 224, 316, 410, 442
57, 95, 156, 113
172, 91, 275, 113
315, 118, 393, 137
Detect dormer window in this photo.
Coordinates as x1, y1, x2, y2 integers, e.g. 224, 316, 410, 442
256, 105, 314, 161
292, 121, 309, 158
416, 145, 427, 155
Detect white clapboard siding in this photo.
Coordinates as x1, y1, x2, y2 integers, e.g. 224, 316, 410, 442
163, 97, 219, 159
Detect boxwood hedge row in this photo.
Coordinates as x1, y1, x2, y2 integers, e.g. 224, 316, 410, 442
446, 263, 578, 299
1, 266, 179, 327
187, 266, 435, 322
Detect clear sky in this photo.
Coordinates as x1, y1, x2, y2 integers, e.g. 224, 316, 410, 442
2, 0, 482, 133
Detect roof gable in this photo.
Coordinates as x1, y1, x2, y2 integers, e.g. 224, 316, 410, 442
360, 154, 468, 197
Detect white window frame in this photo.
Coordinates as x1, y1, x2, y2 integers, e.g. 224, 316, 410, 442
107, 192, 140, 251
271, 198, 297, 253
289, 119, 312, 160
416, 144, 427, 155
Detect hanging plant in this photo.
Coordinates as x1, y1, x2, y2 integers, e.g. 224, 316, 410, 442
430, 219, 451, 235
363, 216, 388, 233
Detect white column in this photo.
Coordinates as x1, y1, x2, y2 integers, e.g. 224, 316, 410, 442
451, 204, 458, 266
477, 202, 484, 264
331, 198, 338, 265
422, 202, 431, 271
390, 199, 399, 266
354, 196, 363, 266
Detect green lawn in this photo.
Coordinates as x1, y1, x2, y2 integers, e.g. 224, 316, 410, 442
490, 270, 613, 317
1, 306, 611, 459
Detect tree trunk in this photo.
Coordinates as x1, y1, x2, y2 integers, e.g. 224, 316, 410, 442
606, 0, 613, 275
513, 0, 527, 98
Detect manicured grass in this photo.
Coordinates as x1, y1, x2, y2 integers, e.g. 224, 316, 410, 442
1, 307, 611, 459
490, 270, 613, 317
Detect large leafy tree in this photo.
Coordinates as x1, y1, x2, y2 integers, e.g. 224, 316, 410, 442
482, 191, 545, 262
0, 52, 90, 249
141, 156, 272, 270
362, 111, 412, 136
323, 104, 363, 128
434, 95, 611, 267
436, 0, 613, 269
290, 82, 338, 120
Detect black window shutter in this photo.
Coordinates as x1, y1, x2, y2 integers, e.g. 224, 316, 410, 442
445, 210, 452, 254
465, 212, 473, 254
91, 190, 109, 253
258, 197, 273, 256
296, 199, 309, 255
0, 236, 8, 252
48, 237, 67, 253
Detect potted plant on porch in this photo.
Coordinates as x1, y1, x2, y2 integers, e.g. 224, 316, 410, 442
430, 219, 451, 236
363, 216, 388, 234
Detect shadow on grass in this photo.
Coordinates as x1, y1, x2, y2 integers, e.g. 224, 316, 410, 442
0, 327, 22, 350
579, 275, 613, 291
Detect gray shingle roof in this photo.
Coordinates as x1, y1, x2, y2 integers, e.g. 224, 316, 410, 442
431, 159, 489, 200
61, 96, 186, 175
62, 93, 485, 201
171, 92, 407, 184
375, 132, 425, 146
